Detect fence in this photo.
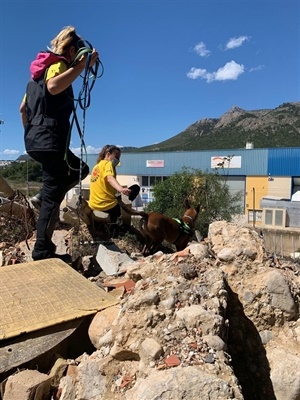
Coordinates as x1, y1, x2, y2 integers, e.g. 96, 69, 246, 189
260, 227, 300, 259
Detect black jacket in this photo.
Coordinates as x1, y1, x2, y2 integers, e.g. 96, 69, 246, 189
24, 52, 74, 152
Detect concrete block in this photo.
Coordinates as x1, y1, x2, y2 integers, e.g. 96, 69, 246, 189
57, 375, 76, 400
96, 243, 133, 275
3, 369, 51, 400
93, 210, 111, 223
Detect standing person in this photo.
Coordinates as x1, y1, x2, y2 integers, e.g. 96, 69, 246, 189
88, 145, 132, 223
20, 26, 99, 261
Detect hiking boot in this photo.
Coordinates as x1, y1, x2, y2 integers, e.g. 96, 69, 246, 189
52, 253, 73, 264
31, 193, 42, 210
32, 252, 72, 264
49, 241, 57, 253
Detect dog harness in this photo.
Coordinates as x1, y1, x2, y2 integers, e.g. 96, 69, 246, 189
173, 218, 194, 234
172, 218, 194, 246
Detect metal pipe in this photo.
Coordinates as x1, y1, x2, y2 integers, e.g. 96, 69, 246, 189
252, 187, 256, 228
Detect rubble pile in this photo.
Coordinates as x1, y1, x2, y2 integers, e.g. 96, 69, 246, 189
1, 221, 300, 399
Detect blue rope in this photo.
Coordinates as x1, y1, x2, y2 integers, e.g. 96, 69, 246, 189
66, 46, 104, 168
65, 46, 104, 210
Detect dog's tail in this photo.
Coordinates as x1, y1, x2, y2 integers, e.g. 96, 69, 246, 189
117, 196, 148, 219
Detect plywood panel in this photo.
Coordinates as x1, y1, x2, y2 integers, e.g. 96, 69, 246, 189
0, 259, 118, 340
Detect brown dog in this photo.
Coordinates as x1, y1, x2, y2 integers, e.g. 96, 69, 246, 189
119, 198, 200, 256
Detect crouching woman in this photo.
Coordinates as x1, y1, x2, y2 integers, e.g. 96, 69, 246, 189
88, 145, 131, 223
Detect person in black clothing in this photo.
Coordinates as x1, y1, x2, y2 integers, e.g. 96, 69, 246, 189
20, 26, 98, 261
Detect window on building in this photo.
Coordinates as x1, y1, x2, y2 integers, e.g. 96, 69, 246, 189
142, 176, 148, 186
149, 176, 156, 186
141, 176, 169, 186
265, 210, 273, 225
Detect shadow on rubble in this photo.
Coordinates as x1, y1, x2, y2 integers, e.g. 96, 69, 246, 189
86, 222, 173, 255
225, 284, 276, 400
86, 219, 145, 245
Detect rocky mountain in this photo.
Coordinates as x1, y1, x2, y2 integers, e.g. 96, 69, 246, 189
131, 102, 300, 152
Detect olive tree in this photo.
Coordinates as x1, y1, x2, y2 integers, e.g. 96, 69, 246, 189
145, 167, 243, 237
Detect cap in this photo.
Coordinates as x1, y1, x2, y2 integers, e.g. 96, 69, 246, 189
128, 184, 140, 201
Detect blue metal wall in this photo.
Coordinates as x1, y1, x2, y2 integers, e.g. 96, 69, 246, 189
87, 154, 97, 170
86, 148, 300, 177
87, 148, 269, 176
268, 148, 300, 176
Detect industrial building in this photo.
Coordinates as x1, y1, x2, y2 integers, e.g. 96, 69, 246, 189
82, 146, 300, 230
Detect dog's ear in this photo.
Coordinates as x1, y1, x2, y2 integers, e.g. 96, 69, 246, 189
184, 197, 191, 209
195, 204, 200, 213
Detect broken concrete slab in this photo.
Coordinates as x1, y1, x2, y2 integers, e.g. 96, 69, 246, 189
95, 242, 134, 275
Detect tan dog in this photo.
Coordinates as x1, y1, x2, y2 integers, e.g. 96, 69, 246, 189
119, 198, 200, 256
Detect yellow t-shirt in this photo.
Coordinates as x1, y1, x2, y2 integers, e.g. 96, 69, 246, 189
88, 160, 118, 211
46, 61, 67, 80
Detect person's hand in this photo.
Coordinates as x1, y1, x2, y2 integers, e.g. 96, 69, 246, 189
77, 49, 99, 69
121, 188, 131, 196
88, 49, 99, 67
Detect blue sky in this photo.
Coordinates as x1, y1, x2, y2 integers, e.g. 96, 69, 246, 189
0, 0, 299, 160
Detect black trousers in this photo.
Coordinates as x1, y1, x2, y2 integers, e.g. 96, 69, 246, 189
106, 203, 121, 223
29, 150, 89, 260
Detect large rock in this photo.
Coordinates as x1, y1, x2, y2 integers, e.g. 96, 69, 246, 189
88, 305, 120, 349
125, 366, 243, 400
3, 370, 50, 400
268, 347, 300, 400
208, 221, 264, 262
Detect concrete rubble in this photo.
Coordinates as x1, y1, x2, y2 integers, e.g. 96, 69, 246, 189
1, 370, 51, 400
0, 220, 300, 399
95, 243, 133, 276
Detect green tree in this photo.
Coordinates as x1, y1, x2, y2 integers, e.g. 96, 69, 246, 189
1, 160, 42, 182
145, 167, 243, 237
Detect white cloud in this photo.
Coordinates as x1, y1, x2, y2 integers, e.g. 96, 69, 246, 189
71, 145, 127, 156
71, 145, 102, 156
225, 36, 250, 50
193, 41, 211, 57
187, 60, 244, 83
2, 149, 20, 155
249, 64, 265, 72
186, 67, 208, 80
214, 61, 244, 81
